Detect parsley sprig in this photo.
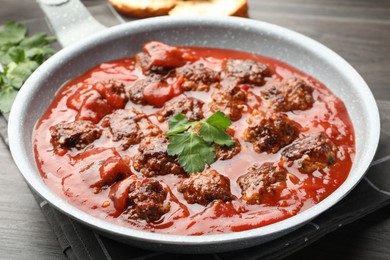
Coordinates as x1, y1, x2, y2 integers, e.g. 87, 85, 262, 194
166, 111, 235, 174
0, 22, 55, 112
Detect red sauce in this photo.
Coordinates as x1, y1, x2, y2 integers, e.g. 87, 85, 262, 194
33, 43, 355, 235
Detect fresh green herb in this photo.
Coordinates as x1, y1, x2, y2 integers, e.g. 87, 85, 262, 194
0, 22, 55, 112
166, 111, 235, 174
199, 112, 236, 147
168, 133, 215, 174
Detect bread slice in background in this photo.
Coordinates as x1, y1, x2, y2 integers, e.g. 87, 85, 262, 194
108, 0, 177, 18
169, 0, 248, 18
109, 0, 249, 18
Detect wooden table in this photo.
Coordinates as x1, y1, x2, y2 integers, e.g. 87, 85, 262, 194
1, 0, 389, 259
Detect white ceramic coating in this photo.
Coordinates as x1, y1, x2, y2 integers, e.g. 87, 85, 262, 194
8, 16, 380, 253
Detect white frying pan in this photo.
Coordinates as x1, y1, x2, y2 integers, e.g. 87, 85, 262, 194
8, 0, 380, 253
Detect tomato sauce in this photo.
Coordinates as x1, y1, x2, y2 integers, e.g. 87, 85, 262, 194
33, 43, 355, 235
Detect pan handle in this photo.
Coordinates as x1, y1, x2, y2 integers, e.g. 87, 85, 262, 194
36, 0, 107, 47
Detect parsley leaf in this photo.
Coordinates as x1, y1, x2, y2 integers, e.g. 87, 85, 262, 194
0, 86, 18, 112
6, 60, 39, 89
8, 46, 26, 63
0, 22, 27, 45
166, 113, 193, 136
168, 133, 215, 174
199, 111, 236, 146
166, 111, 235, 174
20, 33, 55, 49
0, 22, 55, 112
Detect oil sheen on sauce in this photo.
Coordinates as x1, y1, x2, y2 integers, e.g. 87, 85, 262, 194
33, 45, 355, 235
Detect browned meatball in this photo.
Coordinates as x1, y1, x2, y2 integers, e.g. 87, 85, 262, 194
156, 96, 204, 122
281, 132, 337, 172
262, 77, 314, 112
94, 80, 128, 109
50, 120, 102, 152
209, 84, 248, 121
237, 162, 287, 205
222, 59, 270, 85
127, 75, 163, 105
136, 52, 172, 76
215, 128, 241, 160
110, 176, 170, 222
243, 111, 300, 153
101, 108, 162, 150
132, 136, 185, 177
75, 90, 114, 124
136, 42, 185, 75
127, 79, 147, 105
176, 60, 220, 91
178, 170, 233, 206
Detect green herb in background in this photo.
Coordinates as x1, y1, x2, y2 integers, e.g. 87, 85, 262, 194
0, 22, 55, 113
166, 111, 236, 174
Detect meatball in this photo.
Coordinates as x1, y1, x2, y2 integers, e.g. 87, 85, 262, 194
132, 136, 185, 177
67, 85, 114, 124
281, 132, 337, 172
127, 79, 147, 105
110, 176, 170, 222
127, 75, 162, 105
136, 41, 185, 75
176, 60, 220, 91
222, 59, 270, 85
215, 129, 241, 160
94, 80, 128, 109
136, 52, 171, 76
178, 170, 233, 206
243, 111, 300, 153
237, 162, 287, 205
262, 77, 314, 112
156, 96, 204, 122
50, 120, 102, 152
209, 84, 248, 121
75, 90, 114, 123
101, 108, 162, 150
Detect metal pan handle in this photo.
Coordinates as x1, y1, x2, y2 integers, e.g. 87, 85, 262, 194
36, 0, 107, 47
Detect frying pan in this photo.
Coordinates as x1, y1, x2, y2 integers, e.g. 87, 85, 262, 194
8, 3, 380, 253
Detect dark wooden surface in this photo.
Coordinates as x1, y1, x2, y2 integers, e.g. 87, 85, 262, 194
0, 0, 389, 259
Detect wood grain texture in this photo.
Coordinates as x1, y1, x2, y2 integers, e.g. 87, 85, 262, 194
0, 140, 66, 259
0, 0, 389, 259
248, 0, 390, 101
